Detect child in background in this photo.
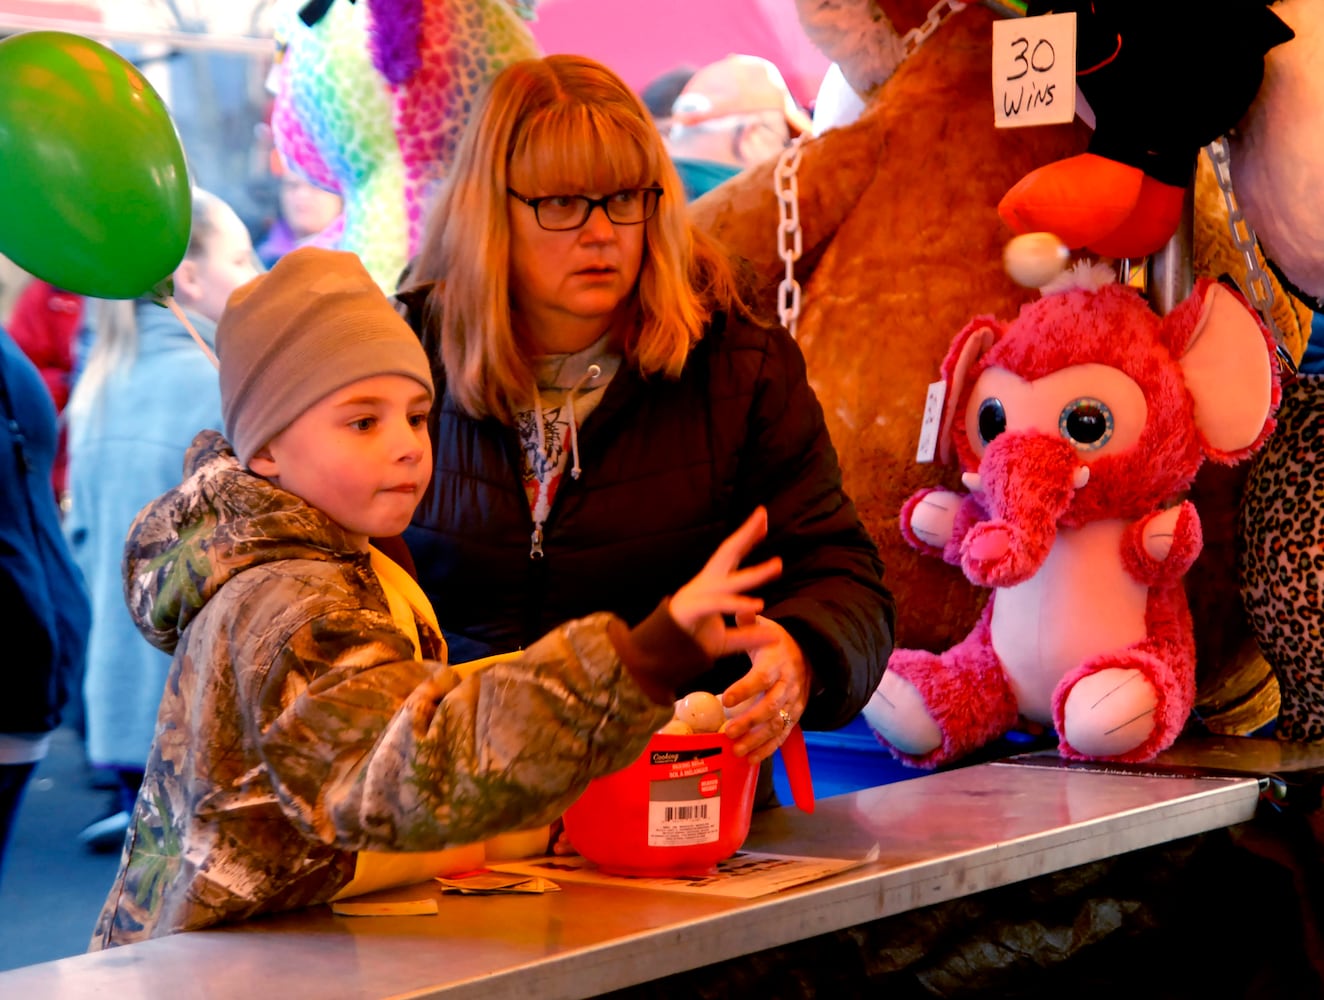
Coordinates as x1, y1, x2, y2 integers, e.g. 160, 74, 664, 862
64, 187, 261, 853
256, 170, 343, 268
91, 246, 781, 947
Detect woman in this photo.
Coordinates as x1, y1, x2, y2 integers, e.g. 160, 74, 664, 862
399, 55, 894, 775
63, 187, 261, 850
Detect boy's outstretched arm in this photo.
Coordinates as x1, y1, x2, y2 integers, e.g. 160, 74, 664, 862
236, 511, 783, 851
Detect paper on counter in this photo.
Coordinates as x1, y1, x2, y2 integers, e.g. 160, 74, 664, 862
436, 872, 561, 895
487, 849, 875, 899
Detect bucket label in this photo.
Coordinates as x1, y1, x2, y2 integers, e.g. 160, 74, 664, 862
646, 772, 721, 846
649, 747, 721, 765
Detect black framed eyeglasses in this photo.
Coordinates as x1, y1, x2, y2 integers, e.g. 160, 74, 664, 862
507, 187, 663, 231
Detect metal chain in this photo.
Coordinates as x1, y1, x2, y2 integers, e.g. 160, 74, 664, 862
772, 0, 968, 336
774, 135, 804, 335
903, 0, 970, 59
1205, 136, 1288, 359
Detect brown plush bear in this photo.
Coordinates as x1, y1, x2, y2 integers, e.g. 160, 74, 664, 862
690, 0, 1311, 733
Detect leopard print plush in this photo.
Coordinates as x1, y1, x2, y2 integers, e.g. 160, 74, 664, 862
1239, 374, 1324, 743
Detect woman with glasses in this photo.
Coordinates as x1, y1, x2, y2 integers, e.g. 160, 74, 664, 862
398, 54, 894, 800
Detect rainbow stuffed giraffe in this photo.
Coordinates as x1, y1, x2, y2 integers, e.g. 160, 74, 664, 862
268, 0, 541, 289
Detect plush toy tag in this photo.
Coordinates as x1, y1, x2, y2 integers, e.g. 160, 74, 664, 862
916, 380, 947, 464
992, 12, 1076, 128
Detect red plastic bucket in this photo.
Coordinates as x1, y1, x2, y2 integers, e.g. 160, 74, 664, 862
563, 731, 759, 877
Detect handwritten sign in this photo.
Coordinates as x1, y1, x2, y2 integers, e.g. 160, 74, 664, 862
993, 12, 1076, 128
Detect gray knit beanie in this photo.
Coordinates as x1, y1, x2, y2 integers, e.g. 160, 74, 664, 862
216, 247, 434, 467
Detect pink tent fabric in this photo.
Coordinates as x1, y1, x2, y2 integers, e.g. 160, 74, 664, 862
526, 0, 828, 109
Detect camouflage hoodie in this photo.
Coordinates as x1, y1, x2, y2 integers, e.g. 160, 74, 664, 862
91, 431, 685, 948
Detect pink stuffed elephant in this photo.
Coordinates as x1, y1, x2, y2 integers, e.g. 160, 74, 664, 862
863, 266, 1281, 767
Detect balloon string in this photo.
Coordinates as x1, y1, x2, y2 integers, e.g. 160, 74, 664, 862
165, 296, 220, 369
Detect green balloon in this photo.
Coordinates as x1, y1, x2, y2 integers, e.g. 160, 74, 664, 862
0, 31, 192, 299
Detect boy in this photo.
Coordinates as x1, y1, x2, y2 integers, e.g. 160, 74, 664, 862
90, 247, 780, 948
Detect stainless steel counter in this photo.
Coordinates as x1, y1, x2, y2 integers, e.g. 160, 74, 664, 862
0, 741, 1284, 1000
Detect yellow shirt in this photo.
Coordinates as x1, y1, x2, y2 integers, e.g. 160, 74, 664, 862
331, 548, 546, 900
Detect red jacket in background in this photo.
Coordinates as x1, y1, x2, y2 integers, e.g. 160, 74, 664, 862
8, 280, 84, 500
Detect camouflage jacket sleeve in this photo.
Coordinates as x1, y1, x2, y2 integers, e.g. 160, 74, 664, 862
220, 562, 674, 852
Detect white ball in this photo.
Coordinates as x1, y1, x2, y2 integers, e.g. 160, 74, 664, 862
1004, 232, 1070, 288
674, 692, 727, 733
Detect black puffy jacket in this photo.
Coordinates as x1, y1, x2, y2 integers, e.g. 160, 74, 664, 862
402, 303, 894, 731
0, 328, 89, 735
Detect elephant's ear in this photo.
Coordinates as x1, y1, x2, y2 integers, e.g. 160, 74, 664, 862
1172, 279, 1280, 463
366, 0, 424, 85
938, 318, 999, 465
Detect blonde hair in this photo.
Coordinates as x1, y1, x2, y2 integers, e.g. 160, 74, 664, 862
405, 54, 746, 423
67, 188, 229, 426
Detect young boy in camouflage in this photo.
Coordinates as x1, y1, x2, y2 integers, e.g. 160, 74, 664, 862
91, 247, 780, 947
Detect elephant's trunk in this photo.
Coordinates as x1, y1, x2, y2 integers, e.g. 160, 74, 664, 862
961, 431, 1083, 587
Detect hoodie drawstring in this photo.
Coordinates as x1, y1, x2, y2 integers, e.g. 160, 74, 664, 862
528, 362, 602, 558
566, 363, 601, 479
532, 362, 601, 482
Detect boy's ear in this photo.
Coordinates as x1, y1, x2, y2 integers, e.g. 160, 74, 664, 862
247, 446, 278, 479
173, 258, 201, 302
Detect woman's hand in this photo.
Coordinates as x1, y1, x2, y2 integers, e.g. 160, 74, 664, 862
670, 506, 782, 660
719, 616, 812, 763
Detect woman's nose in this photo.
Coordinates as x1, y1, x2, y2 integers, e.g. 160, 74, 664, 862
579, 204, 616, 242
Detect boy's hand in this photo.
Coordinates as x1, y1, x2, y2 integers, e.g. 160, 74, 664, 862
670, 507, 782, 661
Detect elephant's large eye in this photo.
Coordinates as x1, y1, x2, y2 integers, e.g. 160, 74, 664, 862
977, 398, 1006, 445
1059, 397, 1113, 450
